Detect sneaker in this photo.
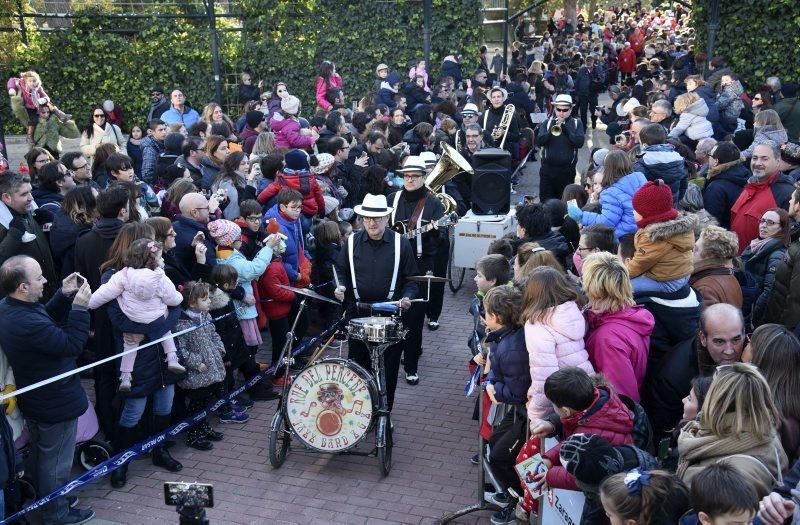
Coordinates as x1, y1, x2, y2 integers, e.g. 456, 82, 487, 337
232, 397, 254, 411
487, 491, 510, 507
67, 495, 79, 508
218, 410, 249, 424
427, 320, 439, 331
405, 373, 419, 385
57, 506, 95, 524
470, 453, 479, 465
490, 504, 518, 525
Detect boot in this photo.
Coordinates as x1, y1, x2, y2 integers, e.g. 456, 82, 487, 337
198, 420, 223, 442
166, 351, 186, 374
248, 380, 279, 401
151, 415, 182, 472
110, 425, 137, 489
186, 426, 213, 451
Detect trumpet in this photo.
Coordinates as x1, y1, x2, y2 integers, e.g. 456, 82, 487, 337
550, 117, 564, 137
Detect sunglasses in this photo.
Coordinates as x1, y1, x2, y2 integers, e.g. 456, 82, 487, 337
555, 107, 571, 112
93, 113, 105, 118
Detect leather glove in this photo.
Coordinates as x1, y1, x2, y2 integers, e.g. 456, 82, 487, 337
567, 201, 583, 223
1, 384, 16, 415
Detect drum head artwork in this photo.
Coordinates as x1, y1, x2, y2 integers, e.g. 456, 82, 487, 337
286, 361, 374, 452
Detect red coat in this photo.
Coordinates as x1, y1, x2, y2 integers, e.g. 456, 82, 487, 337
618, 48, 637, 73
543, 386, 634, 489
629, 30, 645, 54
731, 171, 784, 254
257, 171, 325, 217
257, 258, 294, 320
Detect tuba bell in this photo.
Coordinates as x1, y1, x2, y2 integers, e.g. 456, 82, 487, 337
425, 142, 474, 215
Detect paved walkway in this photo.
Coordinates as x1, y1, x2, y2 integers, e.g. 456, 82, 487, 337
7, 107, 612, 524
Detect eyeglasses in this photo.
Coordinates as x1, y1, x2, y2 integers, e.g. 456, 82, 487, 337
93, 114, 105, 118
73, 163, 89, 171
194, 206, 210, 212
245, 215, 262, 222
362, 216, 384, 223
403, 173, 425, 179
759, 218, 779, 226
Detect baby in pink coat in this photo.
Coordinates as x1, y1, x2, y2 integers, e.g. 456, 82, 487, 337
88, 239, 186, 391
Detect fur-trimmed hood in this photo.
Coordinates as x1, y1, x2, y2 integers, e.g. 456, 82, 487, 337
708, 158, 746, 179
208, 286, 230, 311
642, 213, 697, 242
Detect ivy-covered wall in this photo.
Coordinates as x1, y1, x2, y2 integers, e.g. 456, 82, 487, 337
691, 0, 800, 91
0, 0, 482, 134
239, 0, 483, 112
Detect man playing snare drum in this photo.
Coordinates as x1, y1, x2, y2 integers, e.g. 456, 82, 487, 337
334, 193, 418, 411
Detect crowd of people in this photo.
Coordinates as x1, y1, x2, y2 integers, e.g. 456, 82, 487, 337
0, 1, 800, 524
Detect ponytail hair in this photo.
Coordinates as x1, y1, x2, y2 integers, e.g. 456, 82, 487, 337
600, 469, 689, 524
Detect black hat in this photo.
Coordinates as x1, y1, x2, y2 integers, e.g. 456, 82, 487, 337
151, 85, 165, 94
559, 434, 624, 486
245, 110, 265, 129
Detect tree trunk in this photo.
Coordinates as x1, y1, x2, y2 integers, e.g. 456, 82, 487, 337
563, 0, 577, 30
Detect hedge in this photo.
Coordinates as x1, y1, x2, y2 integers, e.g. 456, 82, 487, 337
1, 0, 482, 134
691, 0, 800, 91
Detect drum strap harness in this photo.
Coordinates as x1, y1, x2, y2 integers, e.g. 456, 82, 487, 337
348, 230, 401, 300
391, 191, 425, 257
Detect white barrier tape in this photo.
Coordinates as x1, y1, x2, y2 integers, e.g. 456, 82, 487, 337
0, 312, 233, 402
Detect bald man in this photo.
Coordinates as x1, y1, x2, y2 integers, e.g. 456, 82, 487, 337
173, 192, 218, 270
697, 303, 746, 375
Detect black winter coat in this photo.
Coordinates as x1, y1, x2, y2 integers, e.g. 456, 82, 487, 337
402, 83, 430, 108
105, 285, 184, 400
0, 292, 90, 423
535, 115, 585, 167
763, 223, 800, 329
208, 287, 250, 370
635, 286, 702, 439
741, 238, 786, 326
513, 230, 571, 270
702, 159, 750, 229
49, 208, 90, 279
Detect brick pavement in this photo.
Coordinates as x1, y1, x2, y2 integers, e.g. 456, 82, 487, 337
6, 115, 610, 524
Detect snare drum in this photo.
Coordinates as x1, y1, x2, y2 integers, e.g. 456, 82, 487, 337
348, 317, 403, 343
285, 358, 377, 452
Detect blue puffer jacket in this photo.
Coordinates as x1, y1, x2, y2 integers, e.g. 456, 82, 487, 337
633, 144, 689, 206
486, 325, 531, 405
582, 171, 647, 239
376, 73, 401, 109
263, 204, 308, 283
216, 244, 274, 320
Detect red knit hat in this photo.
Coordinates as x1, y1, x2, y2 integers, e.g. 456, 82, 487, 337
632, 179, 677, 229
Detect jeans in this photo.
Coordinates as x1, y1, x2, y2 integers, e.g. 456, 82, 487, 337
119, 384, 175, 428
631, 275, 690, 294
28, 418, 78, 523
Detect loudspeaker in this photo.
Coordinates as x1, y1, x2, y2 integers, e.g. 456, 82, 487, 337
471, 148, 512, 215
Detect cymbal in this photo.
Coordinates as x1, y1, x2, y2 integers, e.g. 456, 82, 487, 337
407, 275, 449, 283
276, 284, 340, 305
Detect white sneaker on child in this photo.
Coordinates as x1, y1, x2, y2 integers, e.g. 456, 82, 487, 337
166, 354, 186, 374
119, 372, 132, 392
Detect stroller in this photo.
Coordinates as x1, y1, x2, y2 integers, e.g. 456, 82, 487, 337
13, 394, 113, 509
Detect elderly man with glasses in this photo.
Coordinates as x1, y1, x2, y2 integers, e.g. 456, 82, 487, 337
535, 93, 586, 201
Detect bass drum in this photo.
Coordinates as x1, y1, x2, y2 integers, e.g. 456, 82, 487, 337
285, 358, 378, 453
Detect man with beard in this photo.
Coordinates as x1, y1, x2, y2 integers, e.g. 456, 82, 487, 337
535, 94, 585, 201
389, 156, 444, 385
731, 142, 794, 254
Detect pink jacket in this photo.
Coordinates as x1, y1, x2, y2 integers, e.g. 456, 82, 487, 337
270, 116, 314, 150
88, 266, 184, 324
315, 74, 343, 110
408, 66, 430, 93
7, 77, 49, 111
585, 306, 655, 402
525, 301, 594, 422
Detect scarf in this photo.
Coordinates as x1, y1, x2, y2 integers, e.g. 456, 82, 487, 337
676, 418, 776, 479
748, 237, 772, 256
